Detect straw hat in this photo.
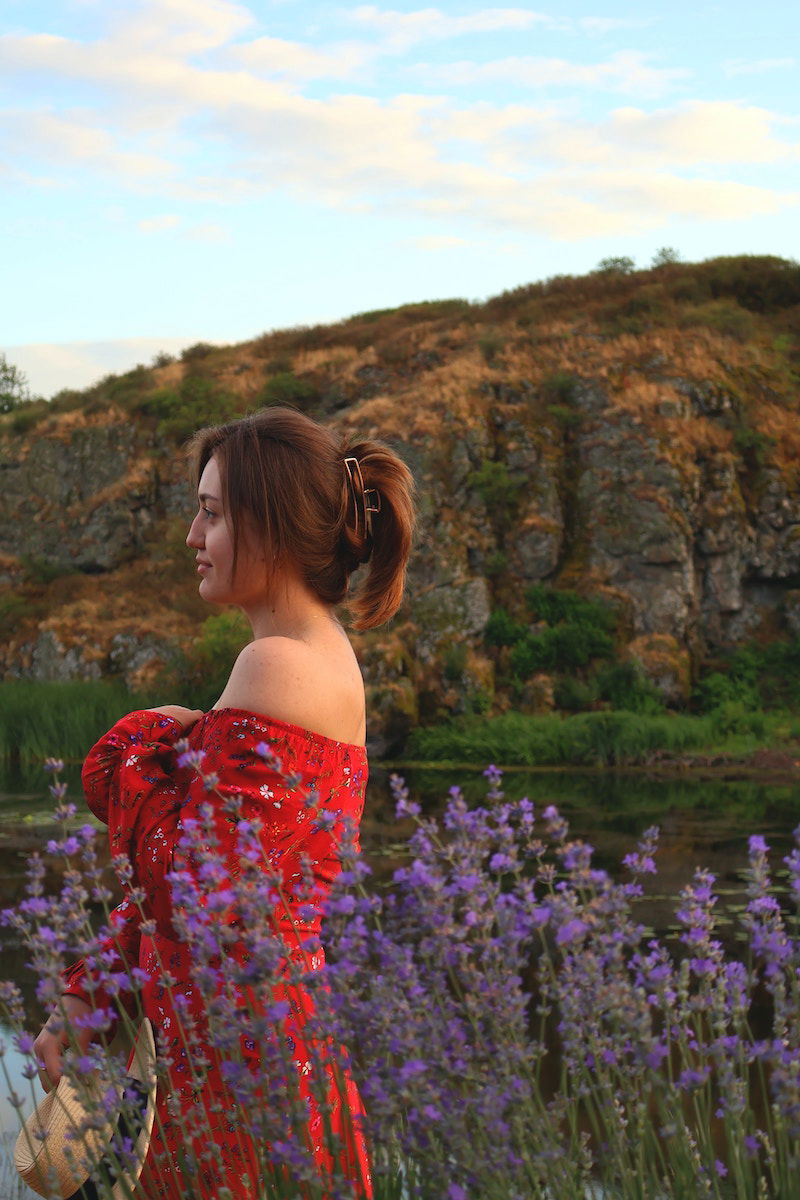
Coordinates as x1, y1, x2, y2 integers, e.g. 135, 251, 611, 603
14, 1018, 157, 1200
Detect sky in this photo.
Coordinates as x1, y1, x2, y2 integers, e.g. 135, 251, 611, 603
2, 0, 799, 398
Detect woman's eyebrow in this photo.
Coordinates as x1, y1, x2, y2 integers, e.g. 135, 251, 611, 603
198, 492, 221, 503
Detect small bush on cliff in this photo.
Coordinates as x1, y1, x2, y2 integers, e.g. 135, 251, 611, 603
260, 371, 318, 407
485, 588, 617, 687
510, 623, 614, 677
181, 341, 217, 362
478, 329, 505, 364
468, 460, 522, 516
553, 676, 597, 711
158, 609, 251, 710
594, 661, 664, 714
733, 424, 775, 468
525, 585, 616, 633
135, 377, 240, 441
484, 608, 527, 647
696, 638, 800, 713
680, 298, 757, 342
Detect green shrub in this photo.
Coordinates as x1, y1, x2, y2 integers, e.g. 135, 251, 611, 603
136, 377, 240, 441
0, 592, 28, 637
730, 637, 800, 709
710, 701, 767, 739
468, 460, 522, 515
510, 624, 614, 678
9, 403, 48, 434
484, 608, 527, 648
20, 556, 76, 585
50, 389, 86, 412
525, 586, 616, 633
443, 641, 468, 682
261, 372, 318, 407
594, 661, 664, 714
541, 371, 579, 404
484, 551, 509, 579
652, 247, 681, 268
700, 254, 800, 314
596, 256, 636, 275
696, 639, 800, 712
680, 299, 757, 341
181, 342, 217, 362
733, 425, 775, 468
553, 676, 596, 712
264, 354, 294, 376
546, 404, 583, 432
159, 610, 251, 711
477, 330, 505, 365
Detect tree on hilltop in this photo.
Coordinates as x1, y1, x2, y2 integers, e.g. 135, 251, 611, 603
596, 255, 636, 275
0, 354, 33, 414
652, 246, 681, 267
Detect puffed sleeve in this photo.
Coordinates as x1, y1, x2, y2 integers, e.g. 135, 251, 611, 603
61, 710, 186, 1016
81, 710, 185, 862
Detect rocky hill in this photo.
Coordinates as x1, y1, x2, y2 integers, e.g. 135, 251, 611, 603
3, 255, 800, 751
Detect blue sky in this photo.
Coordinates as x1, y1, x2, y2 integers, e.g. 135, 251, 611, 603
2, 0, 799, 396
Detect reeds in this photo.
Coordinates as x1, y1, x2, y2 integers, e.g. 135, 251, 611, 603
406, 708, 786, 767
0, 682, 145, 764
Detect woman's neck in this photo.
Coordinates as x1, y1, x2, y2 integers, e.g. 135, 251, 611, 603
242, 573, 339, 644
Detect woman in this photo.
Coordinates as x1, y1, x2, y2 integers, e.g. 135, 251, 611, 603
33, 406, 415, 1199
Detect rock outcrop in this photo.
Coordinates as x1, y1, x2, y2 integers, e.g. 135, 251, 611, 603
2, 258, 799, 745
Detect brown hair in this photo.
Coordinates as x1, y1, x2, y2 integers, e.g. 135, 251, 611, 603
188, 407, 415, 630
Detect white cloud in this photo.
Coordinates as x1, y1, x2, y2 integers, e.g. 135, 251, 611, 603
186, 221, 230, 241
230, 36, 370, 81
0, 110, 170, 178
607, 101, 798, 164
573, 169, 794, 223
1, 6, 798, 249
3, 336, 204, 398
107, 0, 253, 55
138, 213, 181, 232
724, 57, 796, 76
347, 5, 557, 50
418, 50, 687, 98
578, 16, 653, 34
407, 234, 468, 249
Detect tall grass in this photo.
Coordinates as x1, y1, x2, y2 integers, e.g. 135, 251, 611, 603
405, 709, 787, 767
0, 682, 147, 764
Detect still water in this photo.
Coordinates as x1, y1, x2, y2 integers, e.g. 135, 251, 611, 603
1, 761, 798, 1153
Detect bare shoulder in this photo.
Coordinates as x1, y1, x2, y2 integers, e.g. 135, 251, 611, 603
215, 636, 366, 745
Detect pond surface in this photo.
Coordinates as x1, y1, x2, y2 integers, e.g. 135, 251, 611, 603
1, 761, 798, 1142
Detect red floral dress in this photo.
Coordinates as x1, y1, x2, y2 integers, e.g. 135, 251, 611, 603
62, 708, 372, 1200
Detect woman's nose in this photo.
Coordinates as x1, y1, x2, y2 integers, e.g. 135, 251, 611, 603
186, 515, 203, 549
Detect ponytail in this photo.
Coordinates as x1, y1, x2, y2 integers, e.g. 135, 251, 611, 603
341, 439, 415, 630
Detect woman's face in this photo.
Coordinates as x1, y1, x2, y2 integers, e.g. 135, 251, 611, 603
186, 456, 267, 608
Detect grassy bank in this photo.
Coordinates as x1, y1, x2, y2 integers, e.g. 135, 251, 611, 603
405, 708, 800, 768
1, 681, 798, 771
0, 680, 148, 764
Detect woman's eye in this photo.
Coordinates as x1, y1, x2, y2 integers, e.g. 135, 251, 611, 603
202, 507, 216, 519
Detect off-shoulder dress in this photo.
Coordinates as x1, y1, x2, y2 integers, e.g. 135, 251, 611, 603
62, 707, 371, 1200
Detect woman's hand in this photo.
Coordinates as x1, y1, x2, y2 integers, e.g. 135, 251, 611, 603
146, 705, 205, 731
33, 995, 94, 1092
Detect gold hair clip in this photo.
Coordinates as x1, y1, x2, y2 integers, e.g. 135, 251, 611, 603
344, 456, 380, 540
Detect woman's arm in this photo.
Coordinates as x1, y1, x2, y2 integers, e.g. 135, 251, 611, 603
35, 706, 203, 1087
